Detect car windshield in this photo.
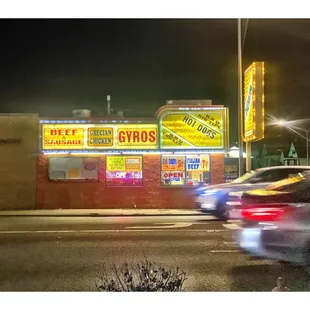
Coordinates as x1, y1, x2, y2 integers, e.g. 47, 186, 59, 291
231, 170, 257, 184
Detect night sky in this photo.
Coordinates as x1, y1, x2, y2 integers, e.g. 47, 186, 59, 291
1, 19, 310, 145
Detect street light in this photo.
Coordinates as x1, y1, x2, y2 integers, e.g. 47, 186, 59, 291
237, 19, 244, 177
276, 120, 309, 166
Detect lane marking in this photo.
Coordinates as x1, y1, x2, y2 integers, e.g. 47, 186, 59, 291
223, 241, 237, 246
210, 250, 239, 253
222, 223, 240, 230
246, 260, 276, 265
128, 222, 193, 229
0, 229, 229, 234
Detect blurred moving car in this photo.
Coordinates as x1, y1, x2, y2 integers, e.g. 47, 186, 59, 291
233, 171, 310, 267
195, 166, 310, 220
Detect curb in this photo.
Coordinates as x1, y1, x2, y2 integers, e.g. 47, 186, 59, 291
0, 209, 207, 217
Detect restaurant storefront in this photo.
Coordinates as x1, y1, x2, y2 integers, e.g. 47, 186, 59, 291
37, 105, 229, 209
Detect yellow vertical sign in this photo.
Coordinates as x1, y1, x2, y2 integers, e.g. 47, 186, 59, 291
243, 62, 265, 142
244, 65, 254, 138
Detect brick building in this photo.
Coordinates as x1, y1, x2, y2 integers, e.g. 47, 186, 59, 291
0, 105, 229, 210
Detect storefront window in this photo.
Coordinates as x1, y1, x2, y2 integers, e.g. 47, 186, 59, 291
186, 155, 210, 186
49, 157, 99, 180
161, 155, 186, 186
106, 155, 143, 186
161, 154, 210, 186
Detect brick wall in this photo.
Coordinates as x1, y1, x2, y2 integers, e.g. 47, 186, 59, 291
210, 153, 225, 184
36, 153, 224, 209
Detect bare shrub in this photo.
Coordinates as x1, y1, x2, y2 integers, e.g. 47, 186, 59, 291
96, 260, 187, 292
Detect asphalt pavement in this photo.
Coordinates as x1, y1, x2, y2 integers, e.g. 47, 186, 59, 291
0, 215, 309, 291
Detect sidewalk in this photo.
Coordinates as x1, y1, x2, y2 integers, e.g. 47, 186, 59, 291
0, 209, 204, 217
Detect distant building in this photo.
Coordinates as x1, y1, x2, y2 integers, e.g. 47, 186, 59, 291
253, 141, 308, 168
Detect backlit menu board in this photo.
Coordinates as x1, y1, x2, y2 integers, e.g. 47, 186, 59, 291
186, 156, 209, 171
106, 155, 143, 186
161, 155, 185, 186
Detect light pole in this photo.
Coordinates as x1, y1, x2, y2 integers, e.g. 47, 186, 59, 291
305, 129, 309, 166
238, 19, 244, 177
276, 120, 309, 166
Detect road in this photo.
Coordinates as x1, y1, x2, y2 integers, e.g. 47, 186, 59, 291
0, 215, 309, 291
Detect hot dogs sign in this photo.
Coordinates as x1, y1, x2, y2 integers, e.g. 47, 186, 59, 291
159, 108, 228, 149
42, 124, 158, 150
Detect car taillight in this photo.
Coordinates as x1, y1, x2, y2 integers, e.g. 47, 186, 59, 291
241, 204, 293, 222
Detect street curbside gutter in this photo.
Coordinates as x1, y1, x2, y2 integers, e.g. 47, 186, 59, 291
0, 209, 207, 217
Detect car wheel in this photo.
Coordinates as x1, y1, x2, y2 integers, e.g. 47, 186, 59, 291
215, 200, 229, 221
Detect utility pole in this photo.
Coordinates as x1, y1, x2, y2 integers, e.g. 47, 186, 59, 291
238, 19, 244, 176
306, 129, 309, 165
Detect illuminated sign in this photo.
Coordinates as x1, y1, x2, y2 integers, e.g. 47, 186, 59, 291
160, 154, 210, 186
244, 61, 265, 142
161, 171, 185, 186
41, 124, 158, 150
159, 108, 228, 149
117, 127, 157, 147
106, 156, 142, 172
161, 155, 186, 186
244, 67, 254, 137
43, 127, 85, 149
186, 156, 209, 171
106, 155, 143, 186
88, 127, 113, 147
161, 156, 185, 171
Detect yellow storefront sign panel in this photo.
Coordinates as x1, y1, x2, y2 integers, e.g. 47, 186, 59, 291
106, 156, 126, 171
117, 127, 157, 148
160, 111, 224, 149
43, 125, 85, 149
88, 127, 113, 147
42, 124, 158, 150
106, 156, 142, 172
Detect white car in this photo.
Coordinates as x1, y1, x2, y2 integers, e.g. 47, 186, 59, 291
195, 166, 310, 220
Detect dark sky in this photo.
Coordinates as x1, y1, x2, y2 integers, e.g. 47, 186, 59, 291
1, 19, 310, 145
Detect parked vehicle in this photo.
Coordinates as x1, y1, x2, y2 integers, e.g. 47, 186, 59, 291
195, 166, 310, 220
233, 171, 310, 267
